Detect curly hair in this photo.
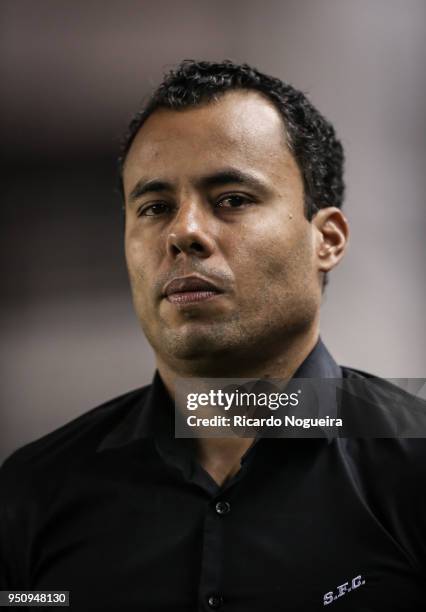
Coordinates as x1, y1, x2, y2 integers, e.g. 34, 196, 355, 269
117, 59, 345, 222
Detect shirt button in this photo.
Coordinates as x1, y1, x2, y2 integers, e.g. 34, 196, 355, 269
208, 595, 223, 609
215, 501, 231, 515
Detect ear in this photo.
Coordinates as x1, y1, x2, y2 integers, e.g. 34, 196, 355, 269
312, 207, 349, 274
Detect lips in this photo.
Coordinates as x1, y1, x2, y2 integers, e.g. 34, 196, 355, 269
163, 275, 222, 297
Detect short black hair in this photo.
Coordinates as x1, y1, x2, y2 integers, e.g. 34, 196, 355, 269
117, 59, 345, 221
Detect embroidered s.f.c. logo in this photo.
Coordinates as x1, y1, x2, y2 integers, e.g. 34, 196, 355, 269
323, 574, 366, 605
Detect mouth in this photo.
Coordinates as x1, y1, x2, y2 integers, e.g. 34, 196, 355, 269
162, 275, 224, 306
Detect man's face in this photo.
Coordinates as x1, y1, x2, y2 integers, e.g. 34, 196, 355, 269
123, 91, 322, 369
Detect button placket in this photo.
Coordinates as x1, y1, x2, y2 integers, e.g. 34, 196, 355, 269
207, 594, 223, 609
215, 501, 231, 515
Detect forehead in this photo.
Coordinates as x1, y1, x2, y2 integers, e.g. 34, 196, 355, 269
123, 90, 298, 193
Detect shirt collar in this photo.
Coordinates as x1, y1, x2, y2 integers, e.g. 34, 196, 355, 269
97, 336, 341, 452
96, 370, 171, 452
292, 338, 342, 442
293, 336, 341, 379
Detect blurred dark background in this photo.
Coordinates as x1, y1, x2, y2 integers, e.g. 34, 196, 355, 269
1, 0, 425, 462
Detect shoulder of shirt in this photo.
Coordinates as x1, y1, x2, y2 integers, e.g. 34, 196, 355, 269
340, 364, 426, 460
339, 366, 426, 573
0, 383, 152, 505
341, 364, 425, 404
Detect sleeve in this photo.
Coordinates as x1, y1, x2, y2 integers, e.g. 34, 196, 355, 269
0, 455, 31, 588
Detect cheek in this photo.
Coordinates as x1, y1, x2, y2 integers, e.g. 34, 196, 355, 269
265, 238, 312, 282
125, 238, 143, 281
237, 220, 313, 290
125, 223, 157, 273
124, 232, 155, 302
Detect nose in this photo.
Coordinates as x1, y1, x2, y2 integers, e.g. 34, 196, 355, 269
166, 197, 216, 259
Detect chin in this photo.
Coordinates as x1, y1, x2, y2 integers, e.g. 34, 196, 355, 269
160, 329, 229, 360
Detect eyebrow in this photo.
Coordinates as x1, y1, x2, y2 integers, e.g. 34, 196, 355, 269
128, 179, 172, 202
127, 168, 270, 203
197, 169, 269, 193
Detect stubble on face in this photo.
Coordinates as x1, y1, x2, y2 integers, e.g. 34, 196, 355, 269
123, 91, 321, 374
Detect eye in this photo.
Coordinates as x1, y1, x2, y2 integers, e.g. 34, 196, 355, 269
216, 194, 253, 209
136, 202, 171, 217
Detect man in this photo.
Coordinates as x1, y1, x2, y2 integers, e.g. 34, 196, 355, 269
1, 60, 425, 610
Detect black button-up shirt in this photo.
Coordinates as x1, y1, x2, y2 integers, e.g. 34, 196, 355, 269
1, 340, 425, 610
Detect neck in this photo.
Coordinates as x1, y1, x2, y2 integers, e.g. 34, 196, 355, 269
156, 326, 320, 401
154, 326, 320, 487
